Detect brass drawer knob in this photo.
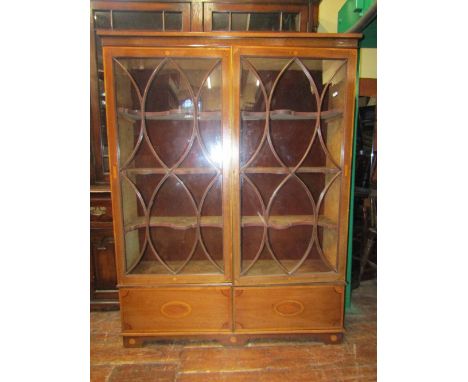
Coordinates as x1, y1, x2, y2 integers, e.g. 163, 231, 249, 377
90, 206, 107, 216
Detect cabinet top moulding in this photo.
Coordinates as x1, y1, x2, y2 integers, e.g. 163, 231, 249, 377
91, 1, 191, 10
92, 0, 314, 5
98, 31, 362, 49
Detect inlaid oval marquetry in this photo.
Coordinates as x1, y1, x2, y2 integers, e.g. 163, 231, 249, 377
160, 301, 192, 319
273, 300, 305, 317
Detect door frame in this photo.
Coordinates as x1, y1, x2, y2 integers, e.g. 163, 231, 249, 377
103, 46, 233, 286
231, 46, 358, 286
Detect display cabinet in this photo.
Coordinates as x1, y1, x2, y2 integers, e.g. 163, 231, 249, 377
100, 32, 359, 346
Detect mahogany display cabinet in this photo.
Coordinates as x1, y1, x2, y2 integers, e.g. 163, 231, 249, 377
100, 31, 359, 346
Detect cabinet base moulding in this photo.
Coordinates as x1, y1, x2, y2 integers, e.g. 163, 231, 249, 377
122, 331, 344, 348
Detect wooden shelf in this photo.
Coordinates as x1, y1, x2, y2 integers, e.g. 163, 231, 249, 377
125, 216, 223, 231
242, 167, 340, 174
125, 214, 336, 231
130, 259, 330, 276
132, 259, 330, 276
241, 259, 331, 276
91, 184, 111, 193
124, 167, 218, 175
118, 108, 342, 122
242, 215, 337, 230
132, 260, 223, 275
124, 167, 339, 175
241, 109, 343, 121
119, 108, 221, 121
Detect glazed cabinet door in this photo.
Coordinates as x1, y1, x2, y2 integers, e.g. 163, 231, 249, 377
232, 47, 357, 285
104, 47, 232, 285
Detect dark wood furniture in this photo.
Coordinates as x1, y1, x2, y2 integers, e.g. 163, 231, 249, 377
352, 81, 377, 286
99, 31, 359, 346
89, 0, 322, 311
91, 187, 119, 309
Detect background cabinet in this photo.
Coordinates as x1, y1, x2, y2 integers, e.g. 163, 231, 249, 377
101, 33, 358, 345
203, 2, 310, 32
90, 189, 119, 309
89, 0, 322, 311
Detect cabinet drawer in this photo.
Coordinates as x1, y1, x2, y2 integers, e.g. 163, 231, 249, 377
120, 287, 232, 333
234, 285, 344, 332
90, 198, 113, 222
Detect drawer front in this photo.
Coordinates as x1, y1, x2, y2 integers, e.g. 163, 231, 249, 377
234, 285, 344, 332
120, 287, 232, 333
90, 198, 113, 222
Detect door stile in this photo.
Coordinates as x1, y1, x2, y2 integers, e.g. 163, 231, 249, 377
231, 47, 242, 286
103, 45, 127, 287
220, 48, 234, 284
336, 49, 358, 277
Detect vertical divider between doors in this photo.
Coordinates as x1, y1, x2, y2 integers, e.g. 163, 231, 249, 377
218, 47, 235, 331
231, 46, 241, 331
231, 47, 241, 286
221, 48, 233, 287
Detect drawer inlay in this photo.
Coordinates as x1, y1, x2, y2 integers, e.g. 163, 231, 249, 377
160, 301, 192, 318
274, 300, 305, 317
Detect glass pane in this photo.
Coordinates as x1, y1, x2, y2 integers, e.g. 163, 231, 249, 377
212, 12, 229, 31
94, 34, 109, 175
95, 34, 103, 69
239, 56, 347, 276
114, 57, 224, 275
164, 12, 182, 30
113, 11, 163, 30
247, 13, 280, 31
98, 65, 108, 174
93, 11, 111, 29
282, 13, 300, 31
231, 13, 248, 31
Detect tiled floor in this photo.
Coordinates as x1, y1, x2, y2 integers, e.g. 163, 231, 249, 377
91, 280, 376, 381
